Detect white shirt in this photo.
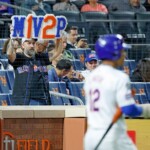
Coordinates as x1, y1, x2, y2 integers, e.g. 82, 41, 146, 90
84, 64, 135, 130
81, 69, 91, 80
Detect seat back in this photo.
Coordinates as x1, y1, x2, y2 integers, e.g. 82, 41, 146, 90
123, 60, 137, 76
136, 12, 150, 34
49, 82, 70, 105
127, 45, 149, 61
0, 93, 12, 105
134, 93, 149, 104
69, 48, 91, 64
49, 82, 63, 105
131, 82, 147, 95
81, 12, 110, 43
6, 70, 15, 91
108, 12, 138, 36
68, 82, 85, 105
58, 82, 70, 105
53, 11, 81, 22
0, 70, 10, 93
71, 59, 84, 71
145, 83, 150, 101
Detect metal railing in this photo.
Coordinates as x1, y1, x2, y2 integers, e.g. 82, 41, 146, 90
0, 1, 36, 16
49, 91, 84, 105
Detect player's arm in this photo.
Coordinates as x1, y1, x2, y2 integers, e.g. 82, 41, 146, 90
7, 39, 16, 63
121, 104, 143, 117
121, 104, 150, 118
117, 74, 150, 118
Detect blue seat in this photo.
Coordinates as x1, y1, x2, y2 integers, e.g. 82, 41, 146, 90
145, 83, 150, 101
134, 94, 149, 104
68, 82, 85, 105
69, 48, 91, 64
59, 82, 71, 105
0, 39, 7, 48
49, 82, 70, 105
0, 93, 12, 105
49, 82, 64, 105
0, 70, 10, 93
71, 59, 84, 71
131, 82, 148, 102
123, 60, 137, 75
6, 70, 15, 91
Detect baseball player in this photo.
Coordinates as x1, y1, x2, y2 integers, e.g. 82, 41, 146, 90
84, 34, 150, 150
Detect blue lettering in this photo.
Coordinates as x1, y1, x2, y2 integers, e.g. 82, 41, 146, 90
11, 16, 25, 38
33, 17, 43, 38
56, 16, 67, 38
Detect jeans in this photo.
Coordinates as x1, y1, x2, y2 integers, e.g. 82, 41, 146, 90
29, 99, 47, 105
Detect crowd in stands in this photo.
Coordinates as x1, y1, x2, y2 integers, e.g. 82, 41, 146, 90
0, 0, 150, 106
1, 0, 150, 16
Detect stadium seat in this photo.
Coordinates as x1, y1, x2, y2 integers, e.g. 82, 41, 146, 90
133, 94, 149, 104
0, 70, 10, 93
123, 60, 137, 75
81, 12, 110, 43
59, 82, 71, 105
67, 82, 85, 105
0, 38, 7, 48
49, 82, 70, 105
0, 93, 12, 105
136, 12, 150, 34
71, 59, 84, 71
108, 11, 138, 42
127, 45, 149, 61
131, 82, 147, 97
69, 48, 91, 64
53, 11, 81, 22
6, 70, 15, 91
53, 11, 86, 37
145, 83, 150, 102
72, 1, 85, 10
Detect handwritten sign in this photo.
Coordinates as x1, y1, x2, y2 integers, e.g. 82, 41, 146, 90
11, 14, 68, 39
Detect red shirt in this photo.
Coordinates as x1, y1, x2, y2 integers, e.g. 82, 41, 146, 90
81, 3, 108, 13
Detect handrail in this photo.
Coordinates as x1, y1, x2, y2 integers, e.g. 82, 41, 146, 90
0, 1, 36, 15
49, 91, 84, 105
85, 19, 150, 22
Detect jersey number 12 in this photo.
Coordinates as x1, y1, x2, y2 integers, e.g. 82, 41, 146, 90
89, 89, 100, 112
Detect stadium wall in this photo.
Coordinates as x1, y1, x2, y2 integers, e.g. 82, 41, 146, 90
0, 106, 150, 150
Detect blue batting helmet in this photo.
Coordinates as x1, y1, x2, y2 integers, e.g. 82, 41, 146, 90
95, 34, 131, 60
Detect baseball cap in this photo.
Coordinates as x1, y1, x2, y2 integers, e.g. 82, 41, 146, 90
85, 52, 98, 62
22, 38, 32, 44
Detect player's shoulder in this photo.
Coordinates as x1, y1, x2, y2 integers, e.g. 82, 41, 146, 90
114, 68, 130, 83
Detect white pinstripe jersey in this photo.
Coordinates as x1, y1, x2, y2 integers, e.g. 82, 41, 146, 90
84, 64, 135, 130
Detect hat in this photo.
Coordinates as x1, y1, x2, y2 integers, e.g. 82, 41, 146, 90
85, 53, 98, 62
22, 38, 32, 44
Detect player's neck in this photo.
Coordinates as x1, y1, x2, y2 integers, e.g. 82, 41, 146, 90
102, 61, 116, 68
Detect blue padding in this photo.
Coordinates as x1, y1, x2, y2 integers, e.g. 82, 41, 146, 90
121, 104, 143, 117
